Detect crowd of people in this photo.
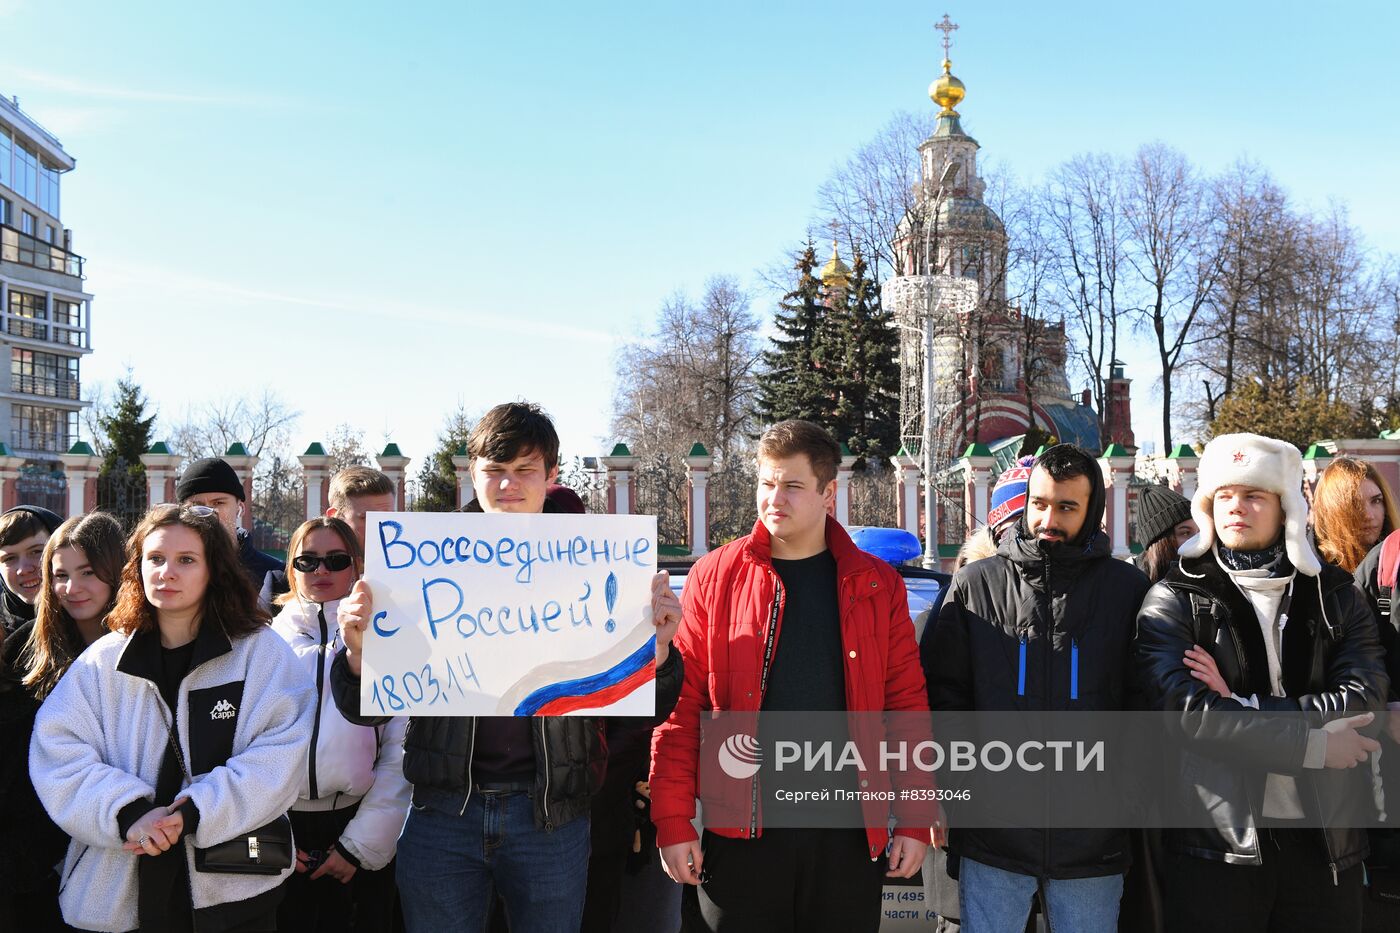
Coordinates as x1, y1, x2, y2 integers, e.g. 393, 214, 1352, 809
0, 401, 1398, 933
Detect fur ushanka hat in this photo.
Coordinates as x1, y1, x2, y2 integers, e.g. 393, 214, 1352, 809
1176, 432, 1322, 576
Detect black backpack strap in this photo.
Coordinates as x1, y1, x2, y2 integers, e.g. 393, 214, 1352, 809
1187, 591, 1218, 647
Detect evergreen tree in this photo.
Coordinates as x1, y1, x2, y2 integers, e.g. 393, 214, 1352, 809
758, 241, 833, 425
827, 249, 901, 466
97, 374, 155, 480
413, 405, 475, 512
1209, 379, 1372, 452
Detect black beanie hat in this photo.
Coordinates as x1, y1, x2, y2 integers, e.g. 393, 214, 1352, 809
176, 458, 245, 502
1135, 483, 1193, 550
2, 504, 64, 533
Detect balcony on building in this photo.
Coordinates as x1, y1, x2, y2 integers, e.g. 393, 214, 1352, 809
0, 222, 84, 280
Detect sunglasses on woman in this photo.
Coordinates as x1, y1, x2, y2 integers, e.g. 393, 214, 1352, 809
292, 553, 354, 573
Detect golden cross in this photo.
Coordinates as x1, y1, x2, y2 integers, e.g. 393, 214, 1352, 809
934, 13, 959, 59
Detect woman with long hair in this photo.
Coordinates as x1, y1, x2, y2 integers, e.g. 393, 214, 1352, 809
1133, 484, 1198, 586
1, 512, 124, 932
30, 504, 313, 933
271, 517, 408, 932
1312, 456, 1400, 573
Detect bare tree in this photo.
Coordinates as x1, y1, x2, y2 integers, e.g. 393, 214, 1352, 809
613, 277, 764, 546
1120, 143, 1224, 450
325, 422, 371, 474
167, 389, 300, 461
1186, 178, 1395, 442
1003, 187, 1062, 430
1043, 153, 1130, 444
612, 277, 763, 460
81, 380, 112, 458
816, 111, 936, 283
1194, 161, 1295, 423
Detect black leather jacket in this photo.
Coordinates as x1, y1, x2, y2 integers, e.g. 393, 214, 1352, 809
332, 647, 682, 830
1136, 551, 1390, 871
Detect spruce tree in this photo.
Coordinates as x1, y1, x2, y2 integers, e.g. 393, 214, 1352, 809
413, 405, 474, 512
758, 241, 833, 425
97, 374, 155, 481
829, 249, 901, 465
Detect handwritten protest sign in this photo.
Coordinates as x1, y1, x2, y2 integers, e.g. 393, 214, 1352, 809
359, 511, 659, 717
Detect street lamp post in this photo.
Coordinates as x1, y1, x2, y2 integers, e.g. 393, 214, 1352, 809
919, 160, 960, 569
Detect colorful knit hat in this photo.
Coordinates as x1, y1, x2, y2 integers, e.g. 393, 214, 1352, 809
987, 455, 1035, 530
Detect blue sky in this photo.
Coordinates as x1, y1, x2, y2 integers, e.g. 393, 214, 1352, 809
1, 0, 1395, 464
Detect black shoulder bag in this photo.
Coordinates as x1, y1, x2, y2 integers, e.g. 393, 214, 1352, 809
160, 706, 294, 875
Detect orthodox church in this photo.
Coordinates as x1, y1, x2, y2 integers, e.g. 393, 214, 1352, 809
859, 17, 1134, 470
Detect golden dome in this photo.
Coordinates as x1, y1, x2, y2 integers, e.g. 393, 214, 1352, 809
820, 240, 852, 288
929, 58, 965, 115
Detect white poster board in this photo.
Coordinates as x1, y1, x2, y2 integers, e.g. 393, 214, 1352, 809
359, 511, 658, 717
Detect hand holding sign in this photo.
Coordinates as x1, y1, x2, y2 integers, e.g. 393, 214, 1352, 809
651, 570, 681, 666
341, 579, 373, 676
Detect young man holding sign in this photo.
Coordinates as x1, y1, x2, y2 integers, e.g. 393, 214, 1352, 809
331, 402, 683, 933
650, 420, 932, 932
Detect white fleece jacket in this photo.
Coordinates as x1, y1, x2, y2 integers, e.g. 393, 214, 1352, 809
30, 625, 313, 933
272, 597, 410, 870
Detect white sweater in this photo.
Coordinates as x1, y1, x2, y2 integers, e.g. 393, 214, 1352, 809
30, 624, 314, 932
272, 597, 410, 870
1215, 549, 1327, 818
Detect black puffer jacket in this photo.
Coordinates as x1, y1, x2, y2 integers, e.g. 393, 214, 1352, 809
1136, 551, 1390, 871
332, 642, 683, 831
928, 460, 1151, 879
0, 621, 72, 906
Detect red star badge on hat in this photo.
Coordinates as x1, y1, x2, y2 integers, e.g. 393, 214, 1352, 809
1232, 450, 1249, 464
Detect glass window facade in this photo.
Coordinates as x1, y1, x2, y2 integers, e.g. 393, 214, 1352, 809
11, 403, 77, 453
0, 196, 9, 226
51, 299, 81, 327
20, 211, 34, 235
51, 299, 84, 347
9, 290, 46, 319
11, 348, 79, 399
37, 164, 58, 217
0, 128, 62, 218
8, 290, 47, 341
14, 143, 37, 204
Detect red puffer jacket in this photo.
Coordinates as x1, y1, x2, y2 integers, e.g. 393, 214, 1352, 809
650, 516, 933, 857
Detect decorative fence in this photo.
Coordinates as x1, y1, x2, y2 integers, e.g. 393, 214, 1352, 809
557, 457, 609, 515
706, 457, 757, 550
848, 463, 898, 528
95, 456, 148, 530
15, 463, 66, 516
632, 455, 689, 551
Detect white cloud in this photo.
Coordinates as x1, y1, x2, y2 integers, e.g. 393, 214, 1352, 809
2, 66, 295, 109
25, 105, 120, 137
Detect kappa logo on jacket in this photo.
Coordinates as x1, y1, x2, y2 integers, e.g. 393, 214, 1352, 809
209, 698, 237, 720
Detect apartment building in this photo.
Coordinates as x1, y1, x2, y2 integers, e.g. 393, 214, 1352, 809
0, 93, 91, 500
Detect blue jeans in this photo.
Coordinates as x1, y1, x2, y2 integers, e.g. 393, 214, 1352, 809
960, 857, 1123, 933
396, 787, 591, 933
